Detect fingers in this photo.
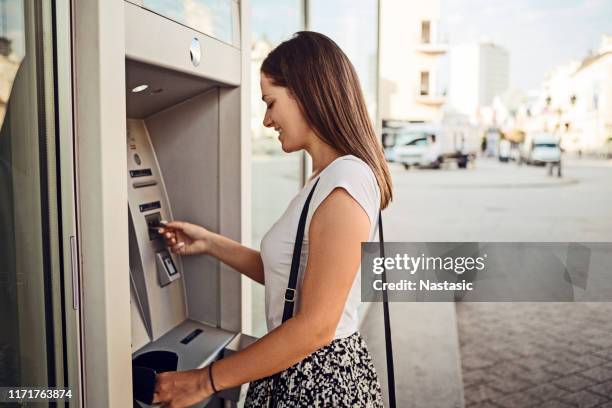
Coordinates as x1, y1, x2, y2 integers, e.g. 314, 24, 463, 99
165, 220, 187, 230
157, 220, 183, 236
153, 373, 170, 404
157, 228, 184, 248
171, 242, 186, 254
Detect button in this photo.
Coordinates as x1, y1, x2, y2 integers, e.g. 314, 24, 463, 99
134, 153, 142, 165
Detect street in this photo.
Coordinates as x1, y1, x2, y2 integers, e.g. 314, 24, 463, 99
377, 156, 612, 407
383, 156, 612, 243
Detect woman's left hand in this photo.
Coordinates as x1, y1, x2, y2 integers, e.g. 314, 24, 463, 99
153, 367, 213, 408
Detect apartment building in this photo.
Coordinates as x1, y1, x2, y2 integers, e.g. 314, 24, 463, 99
448, 41, 510, 119
379, 0, 448, 123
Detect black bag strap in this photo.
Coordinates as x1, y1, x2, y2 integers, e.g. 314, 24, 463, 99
270, 178, 319, 407
282, 178, 320, 321
378, 211, 397, 408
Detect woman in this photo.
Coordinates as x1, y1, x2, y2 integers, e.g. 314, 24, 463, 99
154, 31, 393, 408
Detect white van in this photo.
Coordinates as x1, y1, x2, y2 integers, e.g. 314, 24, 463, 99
393, 123, 479, 169
520, 133, 562, 166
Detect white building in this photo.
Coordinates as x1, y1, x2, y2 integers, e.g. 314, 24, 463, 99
524, 61, 580, 136
568, 36, 612, 155
448, 41, 510, 120
525, 35, 612, 155
379, 0, 448, 123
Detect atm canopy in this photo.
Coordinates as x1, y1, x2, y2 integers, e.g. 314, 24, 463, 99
126, 59, 224, 118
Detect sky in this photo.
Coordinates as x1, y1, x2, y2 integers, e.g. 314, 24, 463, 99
443, 0, 612, 90
253, 0, 612, 93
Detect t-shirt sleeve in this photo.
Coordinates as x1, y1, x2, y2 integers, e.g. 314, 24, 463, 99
305, 159, 380, 235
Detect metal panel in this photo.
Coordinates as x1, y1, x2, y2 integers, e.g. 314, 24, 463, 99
126, 59, 220, 118
125, 1, 241, 86
73, 0, 132, 406
218, 87, 243, 332
145, 89, 221, 326
238, 0, 253, 335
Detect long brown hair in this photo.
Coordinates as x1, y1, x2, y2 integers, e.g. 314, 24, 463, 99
261, 31, 393, 209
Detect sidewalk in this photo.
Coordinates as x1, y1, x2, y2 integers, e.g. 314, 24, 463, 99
458, 303, 612, 408
360, 302, 465, 408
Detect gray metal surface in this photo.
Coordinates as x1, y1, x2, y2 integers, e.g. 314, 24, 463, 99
126, 59, 219, 118
133, 320, 236, 369
125, 1, 240, 86
146, 89, 222, 327
218, 87, 244, 332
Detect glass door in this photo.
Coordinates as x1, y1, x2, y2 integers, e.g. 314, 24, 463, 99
0, 0, 80, 406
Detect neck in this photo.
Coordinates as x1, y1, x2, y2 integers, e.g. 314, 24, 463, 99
306, 138, 341, 179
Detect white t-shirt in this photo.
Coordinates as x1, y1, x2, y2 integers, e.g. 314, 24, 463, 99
260, 155, 381, 339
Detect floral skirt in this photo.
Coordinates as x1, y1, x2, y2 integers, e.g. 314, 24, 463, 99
244, 332, 384, 407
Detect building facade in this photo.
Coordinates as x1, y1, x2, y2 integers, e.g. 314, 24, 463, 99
379, 0, 448, 123
448, 41, 510, 119
520, 35, 612, 155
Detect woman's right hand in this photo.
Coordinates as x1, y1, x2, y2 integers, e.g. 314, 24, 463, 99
158, 221, 213, 256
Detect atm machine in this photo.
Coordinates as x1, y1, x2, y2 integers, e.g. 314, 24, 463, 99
122, 1, 254, 406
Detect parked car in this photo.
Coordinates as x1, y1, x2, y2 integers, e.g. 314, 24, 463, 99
519, 132, 562, 177
519, 133, 562, 166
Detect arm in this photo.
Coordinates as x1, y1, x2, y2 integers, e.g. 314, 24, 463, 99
154, 188, 371, 406
160, 221, 265, 285
207, 232, 265, 285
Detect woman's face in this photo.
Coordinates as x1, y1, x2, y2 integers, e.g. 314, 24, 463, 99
260, 73, 313, 153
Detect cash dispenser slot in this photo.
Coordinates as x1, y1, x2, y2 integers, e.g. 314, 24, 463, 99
132, 351, 178, 405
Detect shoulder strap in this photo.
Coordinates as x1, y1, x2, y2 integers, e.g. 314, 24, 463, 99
270, 179, 319, 407
281, 178, 320, 322
379, 211, 397, 408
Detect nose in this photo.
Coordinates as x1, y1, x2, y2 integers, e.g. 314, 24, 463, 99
263, 110, 273, 128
